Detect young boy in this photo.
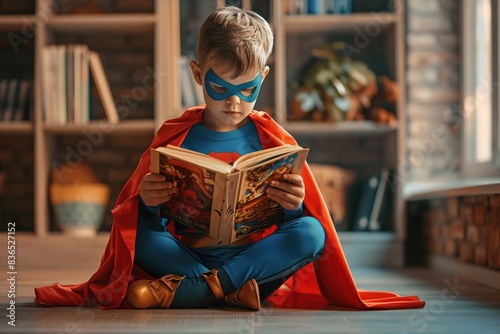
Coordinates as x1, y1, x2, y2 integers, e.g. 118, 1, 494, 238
35, 7, 424, 312
127, 6, 325, 310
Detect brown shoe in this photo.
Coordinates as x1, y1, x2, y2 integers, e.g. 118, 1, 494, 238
224, 279, 261, 311
202, 269, 225, 301
126, 274, 185, 309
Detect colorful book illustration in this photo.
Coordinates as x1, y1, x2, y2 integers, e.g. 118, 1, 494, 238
151, 144, 309, 245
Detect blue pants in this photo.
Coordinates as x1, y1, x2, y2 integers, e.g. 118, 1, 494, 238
135, 216, 325, 298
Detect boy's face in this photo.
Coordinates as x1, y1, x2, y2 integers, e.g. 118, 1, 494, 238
190, 61, 269, 132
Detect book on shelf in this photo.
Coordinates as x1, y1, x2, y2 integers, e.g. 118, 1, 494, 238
0, 78, 32, 122
150, 144, 309, 246
353, 169, 389, 232
286, 0, 352, 15
332, 0, 352, 14
88, 51, 119, 124
13, 79, 31, 121
1, 79, 19, 121
367, 168, 390, 231
41, 44, 119, 125
57, 45, 67, 125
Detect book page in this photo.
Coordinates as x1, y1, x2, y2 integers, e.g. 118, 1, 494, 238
230, 149, 308, 243
232, 145, 305, 171
151, 148, 226, 239
157, 145, 233, 174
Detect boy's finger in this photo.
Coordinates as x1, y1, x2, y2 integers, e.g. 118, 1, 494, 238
144, 181, 176, 191
145, 174, 166, 182
283, 173, 303, 185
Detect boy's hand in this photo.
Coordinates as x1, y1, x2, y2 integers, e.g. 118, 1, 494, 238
266, 174, 305, 210
139, 173, 177, 207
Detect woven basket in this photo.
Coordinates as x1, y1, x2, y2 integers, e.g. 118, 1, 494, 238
50, 183, 110, 237
309, 163, 355, 223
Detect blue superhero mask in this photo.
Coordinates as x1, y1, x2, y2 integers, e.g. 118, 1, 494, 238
204, 69, 263, 103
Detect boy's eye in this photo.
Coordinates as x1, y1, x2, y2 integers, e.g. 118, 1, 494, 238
240, 87, 257, 97
210, 83, 227, 94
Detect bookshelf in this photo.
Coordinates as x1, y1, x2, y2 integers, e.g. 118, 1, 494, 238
0, 0, 406, 266
272, 0, 406, 266
0, 2, 36, 232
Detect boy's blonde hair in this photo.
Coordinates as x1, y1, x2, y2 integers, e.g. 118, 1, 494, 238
197, 6, 273, 78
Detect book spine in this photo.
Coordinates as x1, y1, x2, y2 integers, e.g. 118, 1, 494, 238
353, 173, 379, 231
89, 51, 119, 124
334, 0, 352, 14
66, 44, 74, 124
0, 79, 8, 119
13, 79, 30, 121
57, 45, 67, 125
307, 0, 321, 14
219, 172, 241, 245
41, 47, 53, 124
368, 169, 389, 231
81, 46, 90, 124
325, 0, 335, 14
73, 44, 82, 125
3, 79, 19, 121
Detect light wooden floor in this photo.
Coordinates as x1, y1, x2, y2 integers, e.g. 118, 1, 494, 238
1, 234, 500, 334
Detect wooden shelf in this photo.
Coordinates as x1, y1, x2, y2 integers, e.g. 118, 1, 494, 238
284, 13, 398, 34
285, 120, 397, 136
45, 14, 155, 33
404, 178, 500, 200
0, 15, 35, 30
0, 121, 34, 134
43, 119, 155, 135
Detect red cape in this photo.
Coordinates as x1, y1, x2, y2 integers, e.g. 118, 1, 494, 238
35, 107, 425, 310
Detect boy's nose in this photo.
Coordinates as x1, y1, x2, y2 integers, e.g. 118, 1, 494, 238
226, 95, 240, 105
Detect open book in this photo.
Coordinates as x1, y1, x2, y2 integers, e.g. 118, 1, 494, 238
150, 144, 309, 245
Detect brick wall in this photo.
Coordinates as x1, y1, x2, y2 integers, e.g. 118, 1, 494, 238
405, 0, 461, 180
407, 195, 500, 270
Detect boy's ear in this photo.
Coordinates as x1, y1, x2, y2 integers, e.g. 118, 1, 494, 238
189, 60, 203, 85
261, 65, 270, 80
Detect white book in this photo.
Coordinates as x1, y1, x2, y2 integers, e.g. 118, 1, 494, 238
81, 45, 90, 124
41, 48, 54, 124
73, 44, 82, 125
66, 44, 75, 124
88, 51, 119, 124
47, 45, 62, 124
56, 45, 67, 125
